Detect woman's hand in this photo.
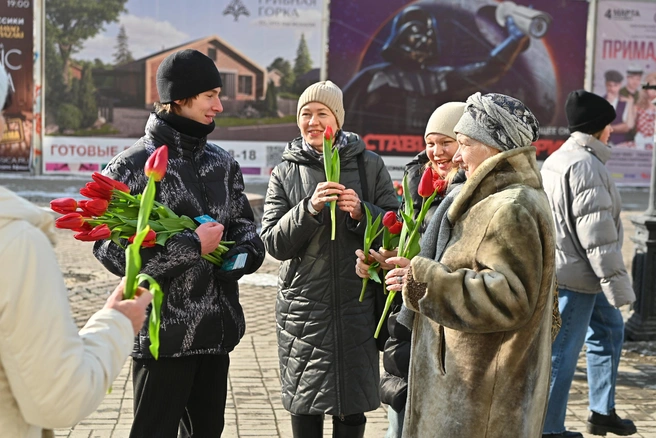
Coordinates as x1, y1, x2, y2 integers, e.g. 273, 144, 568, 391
374, 247, 398, 271
310, 181, 344, 212
355, 249, 372, 278
384, 256, 411, 292
337, 188, 363, 220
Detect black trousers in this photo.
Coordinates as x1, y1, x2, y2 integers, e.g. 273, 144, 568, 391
129, 354, 230, 438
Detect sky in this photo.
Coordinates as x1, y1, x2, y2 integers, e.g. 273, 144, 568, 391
74, 0, 325, 71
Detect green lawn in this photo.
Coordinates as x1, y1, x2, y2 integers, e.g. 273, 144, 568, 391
49, 124, 120, 136
214, 115, 296, 127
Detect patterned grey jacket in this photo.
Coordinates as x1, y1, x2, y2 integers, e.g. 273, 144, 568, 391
94, 113, 265, 359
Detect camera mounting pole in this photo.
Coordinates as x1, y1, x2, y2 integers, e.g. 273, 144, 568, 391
625, 82, 656, 341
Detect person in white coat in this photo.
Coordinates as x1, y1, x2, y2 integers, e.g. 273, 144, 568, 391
0, 67, 152, 438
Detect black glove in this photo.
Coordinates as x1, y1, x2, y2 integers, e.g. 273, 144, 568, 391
215, 246, 252, 281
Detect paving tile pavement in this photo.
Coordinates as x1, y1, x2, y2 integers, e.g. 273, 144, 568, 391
49, 210, 656, 438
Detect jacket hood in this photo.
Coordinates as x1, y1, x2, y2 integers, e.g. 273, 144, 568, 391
282, 132, 367, 167
449, 146, 542, 224
0, 186, 57, 244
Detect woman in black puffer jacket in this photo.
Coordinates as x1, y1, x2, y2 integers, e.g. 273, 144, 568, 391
262, 81, 399, 438
355, 102, 466, 438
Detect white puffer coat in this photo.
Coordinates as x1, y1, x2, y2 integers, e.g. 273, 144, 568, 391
0, 187, 134, 437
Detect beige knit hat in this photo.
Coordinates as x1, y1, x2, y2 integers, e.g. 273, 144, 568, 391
297, 80, 345, 128
424, 101, 467, 140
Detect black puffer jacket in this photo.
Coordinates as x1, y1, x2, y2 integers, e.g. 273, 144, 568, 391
261, 133, 399, 417
94, 113, 265, 359
380, 154, 465, 410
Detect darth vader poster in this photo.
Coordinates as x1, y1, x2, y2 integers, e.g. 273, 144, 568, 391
328, 0, 588, 164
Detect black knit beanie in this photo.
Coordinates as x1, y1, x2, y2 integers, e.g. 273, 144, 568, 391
565, 90, 616, 135
156, 49, 223, 103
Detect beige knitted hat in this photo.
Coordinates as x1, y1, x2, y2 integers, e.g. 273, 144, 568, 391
424, 101, 467, 140
297, 80, 345, 128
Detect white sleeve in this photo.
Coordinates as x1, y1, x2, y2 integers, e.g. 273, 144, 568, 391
0, 223, 134, 428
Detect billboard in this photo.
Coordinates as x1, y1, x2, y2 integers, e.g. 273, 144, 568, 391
592, 0, 656, 186
0, 1, 33, 171
42, 0, 325, 176
328, 0, 589, 178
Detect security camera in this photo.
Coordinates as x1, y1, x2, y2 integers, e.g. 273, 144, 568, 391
496, 1, 552, 38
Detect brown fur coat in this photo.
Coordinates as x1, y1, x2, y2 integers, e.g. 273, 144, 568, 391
402, 146, 556, 438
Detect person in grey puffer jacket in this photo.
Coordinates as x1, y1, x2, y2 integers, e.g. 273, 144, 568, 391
261, 80, 399, 438
93, 50, 265, 438
541, 90, 636, 438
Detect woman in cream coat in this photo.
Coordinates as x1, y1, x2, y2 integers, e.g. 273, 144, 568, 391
0, 67, 151, 438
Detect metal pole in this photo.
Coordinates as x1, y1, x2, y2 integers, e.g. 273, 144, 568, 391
625, 82, 656, 341
319, 0, 329, 82
31, 0, 44, 175
645, 83, 656, 216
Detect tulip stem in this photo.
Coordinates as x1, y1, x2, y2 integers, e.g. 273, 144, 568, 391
375, 290, 396, 339
359, 277, 369, 302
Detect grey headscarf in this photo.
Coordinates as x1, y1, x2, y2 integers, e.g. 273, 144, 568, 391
454, 92, 540, 151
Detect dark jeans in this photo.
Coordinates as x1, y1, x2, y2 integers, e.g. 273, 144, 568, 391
129, 354, 230, 438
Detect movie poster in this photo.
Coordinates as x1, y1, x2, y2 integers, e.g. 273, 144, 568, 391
0, 0, 33, 171
592, 0, 656, 186
328, 0, 589, 179
43, 0, 325, 176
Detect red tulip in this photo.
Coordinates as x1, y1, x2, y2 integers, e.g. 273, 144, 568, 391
55, 213, 87, 230
128, 229, 157, 248
80, 182, 112, 201
50, 198, 78, 214
434, 178, 448, 195
74, 224, 111, 241
382, 211, 398, 228
92, 172, 130, 193
145, 146, 169, 182
78, 198, 109, 217
417, 168, 436, 198
324, 125, 333, 141
388, 221, 403, 235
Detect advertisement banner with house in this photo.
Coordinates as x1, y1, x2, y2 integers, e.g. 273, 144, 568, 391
0, 1, 33, 171
328, 0, 588, 179
592, 0, 656, 186
42, 0, 325, 176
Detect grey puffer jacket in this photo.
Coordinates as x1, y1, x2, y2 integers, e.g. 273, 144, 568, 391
541, 132, 635, 307
261, 134, 399, 416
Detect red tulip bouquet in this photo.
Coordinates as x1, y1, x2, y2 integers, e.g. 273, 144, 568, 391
323, 125, 340, 240
50, 146, 232, 358
358, 209, 402, 302
374, 168, 439, 338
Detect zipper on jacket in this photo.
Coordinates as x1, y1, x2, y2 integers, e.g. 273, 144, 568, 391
330, 233, 345, 418
190, 152, 225, 349
190, 150, 212, 215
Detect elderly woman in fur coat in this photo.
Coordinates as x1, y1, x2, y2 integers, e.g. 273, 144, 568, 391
385, 92, 557, 438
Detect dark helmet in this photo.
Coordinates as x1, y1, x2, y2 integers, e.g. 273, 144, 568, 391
381, 4, 440, 67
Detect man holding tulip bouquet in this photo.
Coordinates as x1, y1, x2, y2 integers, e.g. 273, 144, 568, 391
93, 49, 265, 438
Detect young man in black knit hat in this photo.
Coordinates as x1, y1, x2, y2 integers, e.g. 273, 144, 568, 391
540, 90, 637, 438
93, 49, 265, 437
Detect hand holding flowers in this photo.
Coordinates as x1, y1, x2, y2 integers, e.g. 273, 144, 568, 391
50, 145, 233, 359
373, 168, 440, 338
